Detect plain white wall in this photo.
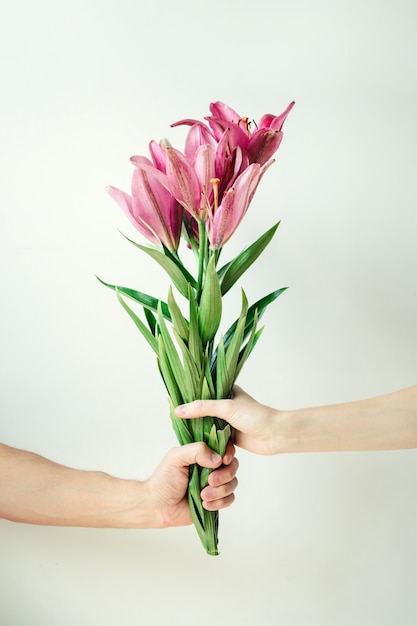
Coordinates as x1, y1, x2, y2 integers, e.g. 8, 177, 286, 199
1, 0, 416, 624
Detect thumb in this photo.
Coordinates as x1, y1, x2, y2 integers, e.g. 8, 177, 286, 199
167, 442, 223, 469
174, 397, 235, 424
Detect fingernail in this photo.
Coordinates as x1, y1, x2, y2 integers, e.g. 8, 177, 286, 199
175, 405, 186, 416
211, 452, 222, 464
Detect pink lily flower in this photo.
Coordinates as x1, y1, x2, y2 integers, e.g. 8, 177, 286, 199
208, 163, 262, 249
132, 143, 210, 240
171, 122, 249, 205
106, 159, 183, 252
173, 100, 294, 179
206, 100, 295, 166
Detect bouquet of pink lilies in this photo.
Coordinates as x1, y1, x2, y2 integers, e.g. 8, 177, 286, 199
100, 100, 294, 555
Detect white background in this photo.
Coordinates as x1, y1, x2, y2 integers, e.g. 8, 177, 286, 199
1, 0, 417, 624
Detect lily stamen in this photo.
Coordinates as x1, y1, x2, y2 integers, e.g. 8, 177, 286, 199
210, 177, 220, 213
238, 116, 251, 135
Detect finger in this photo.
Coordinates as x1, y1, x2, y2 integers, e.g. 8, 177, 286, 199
208, 457, 239, 487
174, 397, 234, 421
222, 440, 235, 466
203, 493, 236, 511
165, 443, 222, 470
174, 386, 249, 422
201, 478, 238, 506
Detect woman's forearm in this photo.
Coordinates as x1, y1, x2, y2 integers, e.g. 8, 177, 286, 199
0, 444, 148, 528
278, 385, 417, 454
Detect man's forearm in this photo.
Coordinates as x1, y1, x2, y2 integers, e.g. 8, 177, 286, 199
0, 444, 149, 528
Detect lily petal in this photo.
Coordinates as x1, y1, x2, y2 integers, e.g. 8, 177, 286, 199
258, 101, 295, 131
131, 168, 182, 251
130, 155, 168, 189
209, 101, 241, 125
149, 140, 168, 173
207, 116, 249, 147
193, 144, 215, 209
184, 122, 217, 161
208, 163, 261, 248
165, 147, 203, 219
247, 129, 283, 165
106, 185, 160, 246
171, 117, 201, 128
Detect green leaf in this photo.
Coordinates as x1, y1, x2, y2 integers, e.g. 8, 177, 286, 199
216, 258, 232, 280
217, 423, 232, 456
187, 412, 205, 445
188, 465, 206, 538
115, 289, 158, 354
161, 244, 198, 289
157, 335, 182, 407
215, 337, 228, 400
203, 422, 231, 457
235, 310, 261, 379
216, 290, 248, 395
172, 328, 201, 399
122, 238, 191, 297
201, 376, 212, 400
206, 424, 218, 451
215, 317, 246, 399
224, 288, 286, 350
169, 402, 193, 445
219, 222, 280, 295
210, 287, 287, 377
198, 254, 222, 344
210, 287, 287, 374
204, 347, 216, 399
96, 276, 171, 321
241, 326, 265, 364
168, 287, 189, 342
157, 302, 194, 403
171, 416, 193, 446
224, 316, 246, 392
143, 307, 157, 335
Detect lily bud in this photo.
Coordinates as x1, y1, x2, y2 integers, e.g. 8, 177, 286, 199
198, 255, 222, 344
247, 129, 283, 166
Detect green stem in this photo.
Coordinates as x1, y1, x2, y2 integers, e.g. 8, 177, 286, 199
187, 417, 231, 556
196, 220, 207, 303
214, 247, 222, 266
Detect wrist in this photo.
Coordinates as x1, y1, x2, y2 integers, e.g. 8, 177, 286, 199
271, 404, 356, 454
107, 477, 158, 529
81, 474, 155, 529
269, 408, 301, 454
135, 479, 167, 529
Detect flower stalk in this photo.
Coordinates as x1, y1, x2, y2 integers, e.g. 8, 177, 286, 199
196, 220, 207, 303
100, 100, 293, 554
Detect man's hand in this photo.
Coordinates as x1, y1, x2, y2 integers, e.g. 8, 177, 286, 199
144, 441, 238, 528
